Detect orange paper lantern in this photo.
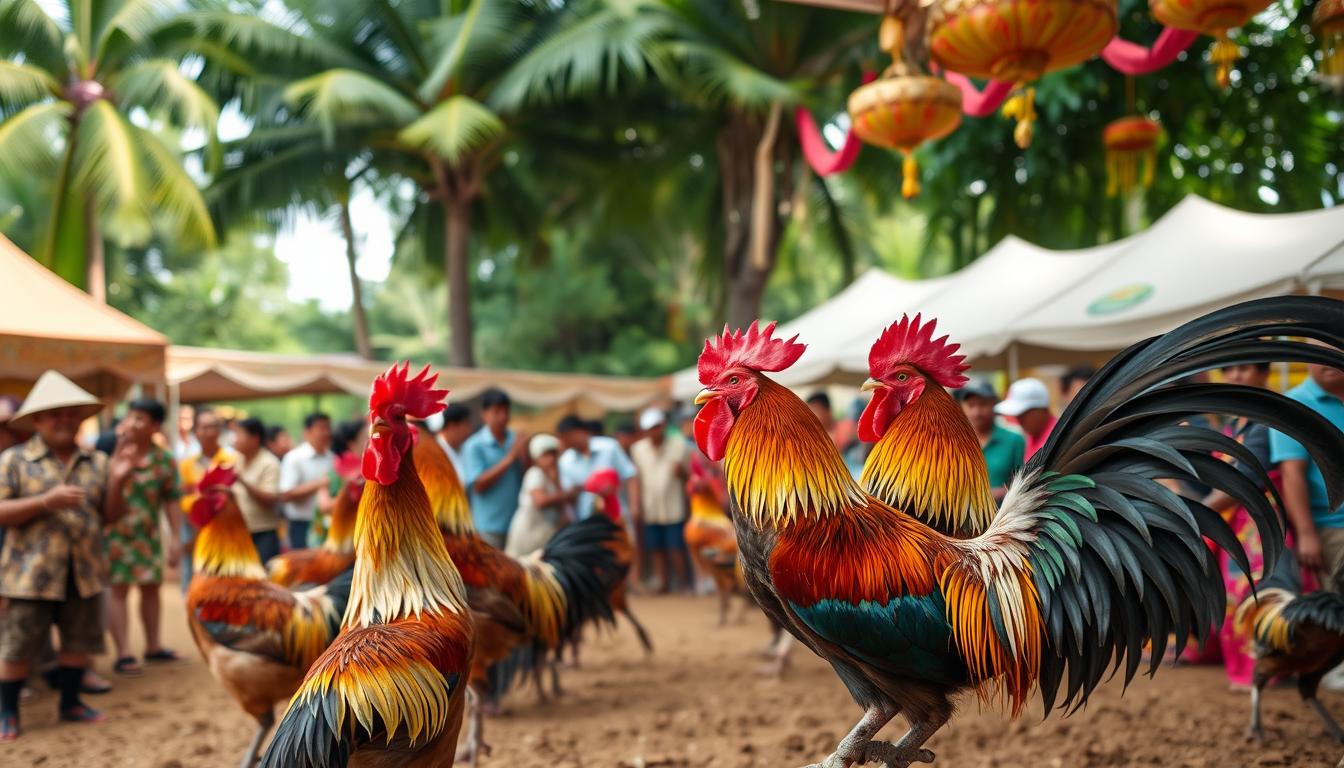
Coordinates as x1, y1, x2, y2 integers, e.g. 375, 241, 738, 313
848, 16, 964, 198
1102, 116, 1162, 196
928, 0, 1117, 146
1149, 0, 1273, 88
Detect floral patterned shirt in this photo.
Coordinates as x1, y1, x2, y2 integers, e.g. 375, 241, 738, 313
0, 435, 108, 600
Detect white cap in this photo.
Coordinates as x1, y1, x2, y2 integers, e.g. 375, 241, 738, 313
422, 412, 445, 432
994, 378, 1051, 417
529, 433, 560, 460
638, 407, 666, 431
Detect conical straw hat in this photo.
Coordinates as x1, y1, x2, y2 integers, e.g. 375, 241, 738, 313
9, 371, 102, 431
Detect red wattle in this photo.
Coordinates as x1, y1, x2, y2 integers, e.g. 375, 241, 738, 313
694, 397, 735, 462
858, 386, 897, 443
363, 431, 407, 485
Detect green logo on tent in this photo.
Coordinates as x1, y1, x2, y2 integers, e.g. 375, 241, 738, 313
1087, 284, 1154, 316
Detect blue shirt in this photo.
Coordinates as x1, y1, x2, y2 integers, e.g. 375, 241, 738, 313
462, 426, 524, 535
558, 435, 637, 520
1269, 377, 1344, 529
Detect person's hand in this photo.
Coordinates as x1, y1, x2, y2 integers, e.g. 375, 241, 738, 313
166, 539, 182, 569
108, 439, 139, 483
42, 484, 87, 511
512, 432, 531, 460
1298, 529, 1325, 574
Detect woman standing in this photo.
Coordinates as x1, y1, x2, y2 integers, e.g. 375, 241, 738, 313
506, 435, 573, 557
104, 399, 182, 676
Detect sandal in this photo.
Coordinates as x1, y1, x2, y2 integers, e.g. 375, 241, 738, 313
143, 648, 179, 663
58, 705, 106, 724
0, 714, 17, 742
81, 672, 112, 695
112, 657, 142, 677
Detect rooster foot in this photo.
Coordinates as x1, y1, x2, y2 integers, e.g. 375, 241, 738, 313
455, 738, 493, 764
1244, 725, 1265, 743
801, 751, 858, 768
860, 739, 935, 768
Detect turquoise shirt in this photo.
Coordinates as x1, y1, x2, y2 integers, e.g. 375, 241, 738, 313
462, 426, 524, 535
1269, 377, 1344, 529
983, 423, 1026, 490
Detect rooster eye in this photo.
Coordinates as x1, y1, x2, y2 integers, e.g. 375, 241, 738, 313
897, 373, 909, 382
729, 376, 739, 385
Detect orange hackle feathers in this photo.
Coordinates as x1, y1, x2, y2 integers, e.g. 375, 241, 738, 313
938, 557, 1043, 715
869, 314, 969, 389
698, 321, 806, 383
414, 430, 473, 535
192, 492, 266, 580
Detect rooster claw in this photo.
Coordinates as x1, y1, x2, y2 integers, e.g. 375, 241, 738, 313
861, 740, 935, 768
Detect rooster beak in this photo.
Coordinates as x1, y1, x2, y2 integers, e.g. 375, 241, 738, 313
860, 378, 881, 393
693, 388, 715, 405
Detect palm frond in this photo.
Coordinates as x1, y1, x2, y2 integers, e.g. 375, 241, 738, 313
95, 0, 176, 69
0, 0, 66, 71
111, 58, 219, 138
285, 68, 420, 144
418, 0, 519, 102
136, 124, 217, 249
0, 59, 60, 115
665, 40, 799, 109
0, 100, 68, 177
398, 94, 502, 166
72, 99, 153, 246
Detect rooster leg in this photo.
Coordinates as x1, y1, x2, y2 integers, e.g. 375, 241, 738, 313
862, 713, 946, 768
1246, 678, 1266, 742
549, 659, 565, 699
718, 590, 731, 626
239, 711, 275, 768
803, 705, 894, 768
456, 688, 493, 767
1301, 670, 1344, 743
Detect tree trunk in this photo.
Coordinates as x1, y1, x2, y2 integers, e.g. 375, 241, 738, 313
429, 158, 478, 368
338, 196, 373, 359
84, 196, 105, 303
718, 108, 792, 330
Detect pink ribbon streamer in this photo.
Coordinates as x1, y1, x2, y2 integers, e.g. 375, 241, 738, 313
797, 71, 876, 177
939, 70, 1015, 117
1101, 28, 1200, 74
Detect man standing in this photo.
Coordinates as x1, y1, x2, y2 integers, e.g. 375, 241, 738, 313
435, 404, 473, 482
104, 399, 183, 676
462, 389, 527, 548
231, 418, 283, 563
264, 425, 292, 461
1059, 365, 1095, 409
1270, 356, 1344, 589
172, 404, 198, 459
177, 408, 235, 590
629, 408, 688, 593
557, 416, 640, 524
994, 377, 1057, 461
955, 379, 1026, 503
0, 371, 132, 741
279, 413, 333, 550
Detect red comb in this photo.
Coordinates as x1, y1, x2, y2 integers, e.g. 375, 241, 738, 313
698, 321, 806, 385
333, 452, 362, 480
868, 314, 969, 389
369, 362, 449, 419
199, 464, 237, 491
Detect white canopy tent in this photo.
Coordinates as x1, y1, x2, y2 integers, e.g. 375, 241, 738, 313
671, 195, 1344, 398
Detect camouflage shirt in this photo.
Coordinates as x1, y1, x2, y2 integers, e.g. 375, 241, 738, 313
0, 436, 109, 600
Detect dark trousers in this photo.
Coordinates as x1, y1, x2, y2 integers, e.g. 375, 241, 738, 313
251, 530, 281, 564
286, 519, 310, 551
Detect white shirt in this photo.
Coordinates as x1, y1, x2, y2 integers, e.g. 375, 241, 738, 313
436, 434, 466, 482
278, 442, 333, 522
630, 436, 689, 525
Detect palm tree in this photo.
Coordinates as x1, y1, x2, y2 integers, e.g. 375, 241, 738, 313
257, 0, 665, 367
645, 0, 873, 329
0, 0, 220, 300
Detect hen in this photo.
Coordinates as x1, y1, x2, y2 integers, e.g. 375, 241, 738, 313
261, 363, 475, 767
184, 465, 351, 768
692, 298, 1344, 768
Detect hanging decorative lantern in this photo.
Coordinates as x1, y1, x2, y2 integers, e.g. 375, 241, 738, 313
927, 0, 1117, 148
848, 15, 963, 198
1102, 116, 1162, 196
1148, 0, 1273, 88
1316, 0, 1344, 91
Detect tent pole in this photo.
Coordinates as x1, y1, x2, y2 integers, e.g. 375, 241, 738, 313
168, 382, 180, 451
1007, 343, 1020, 382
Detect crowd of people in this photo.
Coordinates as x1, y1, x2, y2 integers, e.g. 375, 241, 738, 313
2, 353, 1344, 744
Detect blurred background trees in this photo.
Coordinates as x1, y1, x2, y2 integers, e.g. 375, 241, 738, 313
1, 0, 1340, 376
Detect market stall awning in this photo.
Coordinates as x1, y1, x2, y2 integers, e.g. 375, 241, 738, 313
168, 346, 668, 414
0, 235, 167, 399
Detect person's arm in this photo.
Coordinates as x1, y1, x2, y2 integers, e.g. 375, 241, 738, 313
470, 436, 526, 494
160, 454, 184, 566
616, 445, 641, 521
1280, 459, 1322, 571
102, 442, 136, 524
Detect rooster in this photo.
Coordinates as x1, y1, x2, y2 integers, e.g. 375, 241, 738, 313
691, 298, 1344, 768
184, 464, 352, 768
267, 453, 363, 589
261, 363, 475, 768
1235, 550, 1344, 743
682, 458, 746, 625
858, 315, 994, 538
417, 419, 625, 763
583, 467, 655, 652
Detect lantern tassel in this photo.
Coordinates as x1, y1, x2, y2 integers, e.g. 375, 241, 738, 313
1001, 86, 1036, 149
902, 153, 920, 199
1211, 35, 1240, 89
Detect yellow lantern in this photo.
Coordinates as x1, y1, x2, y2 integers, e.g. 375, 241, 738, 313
928, 0, 1117, 147
1316, 0, 1344, 90
1149, 0, 1273, 88
848, 16, 964, 198
1102, 116, 1162, 196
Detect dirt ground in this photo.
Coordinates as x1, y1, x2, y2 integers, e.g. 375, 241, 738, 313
8, 586, 1344, 767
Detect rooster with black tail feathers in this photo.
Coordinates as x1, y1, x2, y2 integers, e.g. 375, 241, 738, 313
692, 297, 1344, 768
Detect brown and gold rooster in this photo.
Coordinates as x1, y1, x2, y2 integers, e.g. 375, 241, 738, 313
266, 452, 363, 589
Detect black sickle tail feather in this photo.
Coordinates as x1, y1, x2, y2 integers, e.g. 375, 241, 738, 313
259, 689, 358, 768
542, 515, 627, 639
1014, 296, 1344, 714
